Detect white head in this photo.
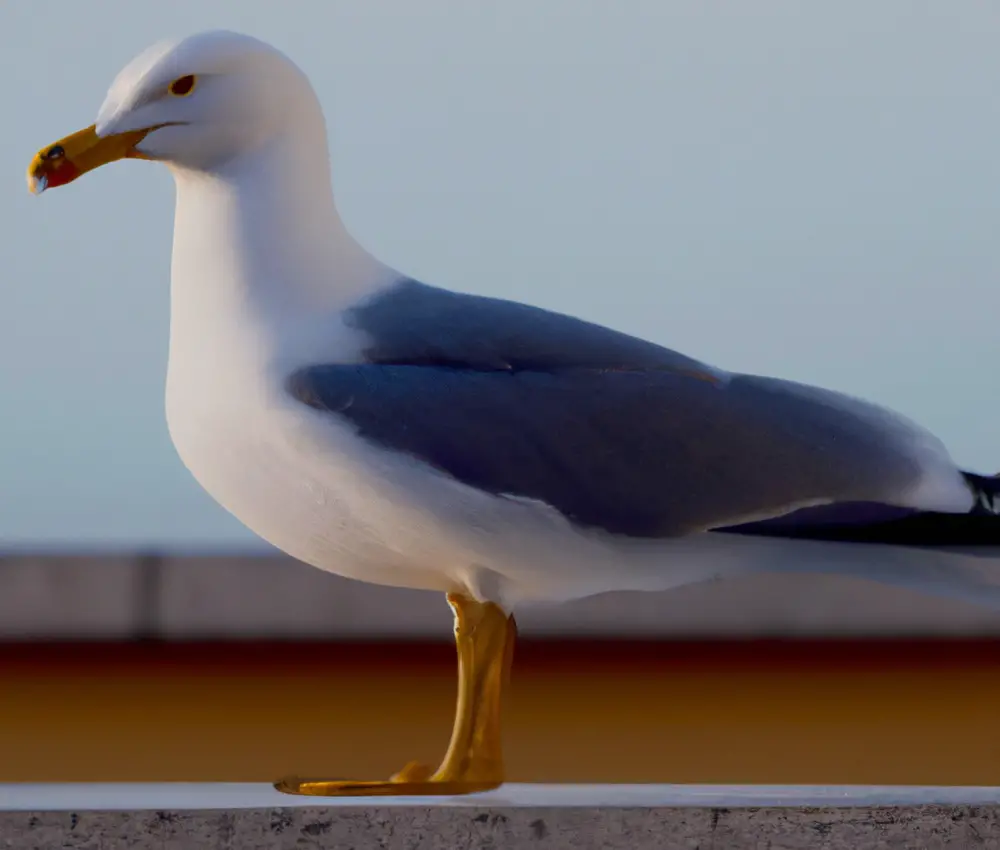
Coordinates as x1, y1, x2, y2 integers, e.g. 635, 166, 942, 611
28, 30, 325, 190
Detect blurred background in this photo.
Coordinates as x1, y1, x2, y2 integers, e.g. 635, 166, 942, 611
3, 0, 1000, 785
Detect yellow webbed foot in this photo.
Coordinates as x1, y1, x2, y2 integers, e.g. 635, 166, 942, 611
274, 760, 502, 797
274, 593, 516, 798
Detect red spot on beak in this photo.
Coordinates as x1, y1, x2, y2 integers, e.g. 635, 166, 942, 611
41, 159, 81, 189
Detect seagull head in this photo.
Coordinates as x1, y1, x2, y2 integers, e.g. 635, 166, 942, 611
27, 30, 320, 193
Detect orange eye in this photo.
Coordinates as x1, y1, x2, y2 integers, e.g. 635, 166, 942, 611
168, 75, 197, 97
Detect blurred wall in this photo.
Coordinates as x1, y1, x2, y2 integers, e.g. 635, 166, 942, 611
4, 552, 1000, 640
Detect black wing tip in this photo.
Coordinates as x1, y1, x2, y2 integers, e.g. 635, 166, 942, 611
962, 471, 1000, 516
719, 495, 1000, 547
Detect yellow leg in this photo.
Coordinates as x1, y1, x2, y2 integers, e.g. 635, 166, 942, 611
274, 592, 516, 797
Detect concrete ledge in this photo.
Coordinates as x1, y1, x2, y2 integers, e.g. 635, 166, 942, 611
2, 786, 999, 849
4, 806, 1000, 850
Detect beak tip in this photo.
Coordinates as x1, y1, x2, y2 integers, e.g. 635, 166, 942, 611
27, 172, 48, 195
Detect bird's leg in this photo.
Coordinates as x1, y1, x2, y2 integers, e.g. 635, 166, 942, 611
274, 592, 516, 797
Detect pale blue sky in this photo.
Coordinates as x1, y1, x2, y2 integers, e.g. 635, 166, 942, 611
3, 1, 1000, 549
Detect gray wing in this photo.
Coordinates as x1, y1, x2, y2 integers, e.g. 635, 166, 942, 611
284, 278, 967, 539
346, 279, 724, 378
287, 362, 935, 539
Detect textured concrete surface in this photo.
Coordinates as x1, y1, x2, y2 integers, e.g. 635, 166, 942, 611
7, 551, 1000, 639
4, 785, 1000, 848
2, 805, 999, 849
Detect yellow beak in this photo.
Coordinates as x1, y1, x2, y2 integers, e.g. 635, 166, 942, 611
26, 124, 154, 195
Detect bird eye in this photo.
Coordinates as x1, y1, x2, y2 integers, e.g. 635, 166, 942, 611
45, 145, 65, 160
168, 75, 197, 97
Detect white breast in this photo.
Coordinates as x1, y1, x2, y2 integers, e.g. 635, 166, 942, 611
163, 304, 452, 587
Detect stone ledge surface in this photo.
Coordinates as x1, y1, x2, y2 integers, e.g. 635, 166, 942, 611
2, 805, 998, 849
2, 785, 1000, 849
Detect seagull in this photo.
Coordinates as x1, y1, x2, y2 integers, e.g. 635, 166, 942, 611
27, 29, 1000, 797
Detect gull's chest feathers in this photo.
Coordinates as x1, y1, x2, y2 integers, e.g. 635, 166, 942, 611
166, 326, 532, 591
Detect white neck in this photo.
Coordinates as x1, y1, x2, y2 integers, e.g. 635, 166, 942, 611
165, 124, 395, 380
